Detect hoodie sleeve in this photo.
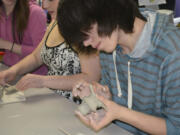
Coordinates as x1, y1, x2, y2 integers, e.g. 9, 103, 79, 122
21, 3, 46, 58
161, 52, 180, 135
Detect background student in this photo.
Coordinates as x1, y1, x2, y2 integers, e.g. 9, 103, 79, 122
0, 0, 47, 74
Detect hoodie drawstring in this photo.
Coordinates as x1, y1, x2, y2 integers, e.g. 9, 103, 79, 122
113, 51, 122, 97
113, 50, 133, 109
128, 61, 133, 109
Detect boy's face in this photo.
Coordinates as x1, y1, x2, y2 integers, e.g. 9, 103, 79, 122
83, 23, 118, 53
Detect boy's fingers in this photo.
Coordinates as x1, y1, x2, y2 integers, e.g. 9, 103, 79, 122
96, 94, 107, 104
89, 115, 104, 132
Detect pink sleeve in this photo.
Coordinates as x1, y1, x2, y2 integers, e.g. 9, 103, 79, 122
21, 4, 47, 58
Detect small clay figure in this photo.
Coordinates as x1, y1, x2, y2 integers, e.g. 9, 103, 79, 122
77, 85, 106, 115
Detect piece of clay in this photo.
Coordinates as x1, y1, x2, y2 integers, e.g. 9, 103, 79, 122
77, 85, 106, 115
0, 84, 25, 104
0, 84, 18, 96
78, 101, 91, 115
5, 85, 18, 94
1, 90, 25, 104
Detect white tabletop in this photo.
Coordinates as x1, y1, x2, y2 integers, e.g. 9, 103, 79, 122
0, 63, 133, 135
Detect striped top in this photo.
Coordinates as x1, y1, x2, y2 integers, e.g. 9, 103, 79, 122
100, 9, 180, 135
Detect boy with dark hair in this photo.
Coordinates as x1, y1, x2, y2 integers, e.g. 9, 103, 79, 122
57, 0, 180, 134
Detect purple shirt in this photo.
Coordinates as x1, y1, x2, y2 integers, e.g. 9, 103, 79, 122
0, 2, 48, 75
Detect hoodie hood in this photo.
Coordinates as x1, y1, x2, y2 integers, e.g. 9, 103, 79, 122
113, 8, 174, 109
128, 8, 174, 61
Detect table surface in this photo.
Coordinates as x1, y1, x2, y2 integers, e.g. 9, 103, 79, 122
0, 63, 133, 135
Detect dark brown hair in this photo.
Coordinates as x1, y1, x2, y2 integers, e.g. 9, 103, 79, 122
57, 0, 146, 54
0, 0, 30, 43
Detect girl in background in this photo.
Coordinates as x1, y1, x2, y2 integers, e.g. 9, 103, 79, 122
0, 0, 47, 74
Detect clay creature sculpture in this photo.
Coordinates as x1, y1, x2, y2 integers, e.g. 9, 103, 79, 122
77, 85, 106, 116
